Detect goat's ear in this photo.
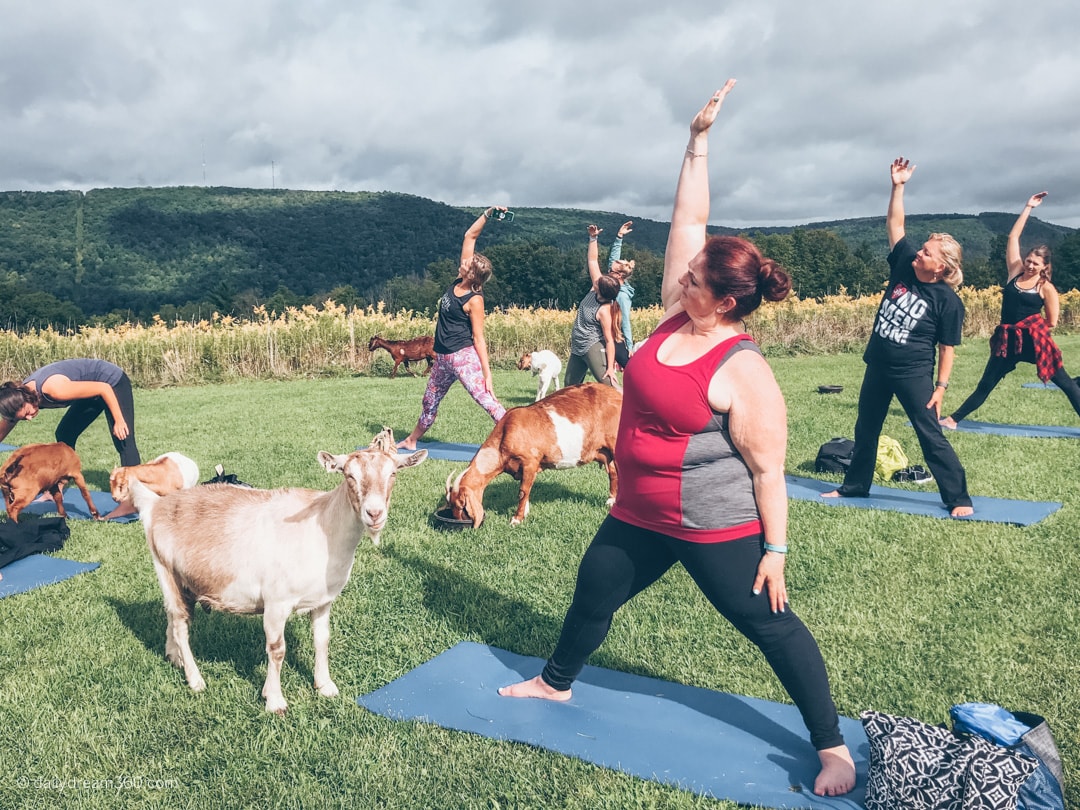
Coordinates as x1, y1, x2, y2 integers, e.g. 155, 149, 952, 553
466, 493, 485, 529
318, 451, 347, 473
396, 449, 427, 469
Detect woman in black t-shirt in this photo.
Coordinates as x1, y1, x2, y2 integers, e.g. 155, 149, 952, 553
941, 192, 1080, 427
824, 158, 973, 517
397, 208, 508, 450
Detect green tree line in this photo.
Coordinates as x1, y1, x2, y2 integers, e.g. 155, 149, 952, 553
0, 187, 1076, 329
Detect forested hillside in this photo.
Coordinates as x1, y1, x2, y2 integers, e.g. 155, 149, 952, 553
0, 186, 1076, 329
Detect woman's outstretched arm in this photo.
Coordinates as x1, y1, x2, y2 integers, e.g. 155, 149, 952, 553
661, 80, 736, 312
1005, 192, 1047, 279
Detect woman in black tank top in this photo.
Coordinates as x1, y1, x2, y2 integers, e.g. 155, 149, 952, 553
942, 192, 1080, 427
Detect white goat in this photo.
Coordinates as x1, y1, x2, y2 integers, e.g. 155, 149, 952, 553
130, 429, 426, 714
518, 350, 563, 401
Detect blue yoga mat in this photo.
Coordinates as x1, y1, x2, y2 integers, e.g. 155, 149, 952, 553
936, 419, 1080, 439
1, 442, 18, 452
0, 554, 100, 598
1, 489, 138, 523
358, 641, 868, 809
1022, 382, 1059, 390
786, 475, 1060, 526
396, 441, 479, 463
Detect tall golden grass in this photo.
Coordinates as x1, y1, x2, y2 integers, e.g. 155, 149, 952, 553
2, 290, 1078, 387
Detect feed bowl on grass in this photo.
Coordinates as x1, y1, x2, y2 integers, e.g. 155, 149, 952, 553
432, 507, 479, 531
818, 384, 844, 394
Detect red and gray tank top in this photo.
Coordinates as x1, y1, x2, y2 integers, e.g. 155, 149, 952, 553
609, 311, 763, 543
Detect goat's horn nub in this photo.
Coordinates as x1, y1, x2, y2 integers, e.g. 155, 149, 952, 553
370, 427, 395, 453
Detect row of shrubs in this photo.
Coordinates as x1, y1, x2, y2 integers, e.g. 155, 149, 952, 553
2, 288, 1078, 388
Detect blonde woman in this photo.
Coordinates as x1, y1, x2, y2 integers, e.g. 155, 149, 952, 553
824, 158, 972, 517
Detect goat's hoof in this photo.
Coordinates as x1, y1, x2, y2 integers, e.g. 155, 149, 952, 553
264, 697, 288, 715
510, 517, 523, 527
187, 676, 207, 692
316, 680, 339, 698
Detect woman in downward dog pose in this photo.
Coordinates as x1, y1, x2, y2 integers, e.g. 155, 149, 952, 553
499, 82, 856, 798
941, 192, 1080, 427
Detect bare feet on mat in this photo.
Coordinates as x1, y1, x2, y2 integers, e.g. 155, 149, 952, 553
814, 745, 856, 796
395, 439, 416, 451
498, 675, 572, 702
951, 505, 974, 517
103, 501, 137, 520
939, 416, 958, 430
821, 490, 841, 498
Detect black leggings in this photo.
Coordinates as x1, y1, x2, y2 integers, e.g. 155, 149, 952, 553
54, 374, 141, 466
541, 516, 845, 751
839, 363, 971, 510
951, 343, 1080, 422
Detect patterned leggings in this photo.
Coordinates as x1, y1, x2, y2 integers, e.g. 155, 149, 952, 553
419, 346, 506, 429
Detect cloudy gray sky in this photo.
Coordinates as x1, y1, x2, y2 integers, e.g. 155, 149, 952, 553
4, 1, 1079, 228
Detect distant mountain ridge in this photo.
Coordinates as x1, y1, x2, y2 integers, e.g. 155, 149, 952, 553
0, 186, 1075, 326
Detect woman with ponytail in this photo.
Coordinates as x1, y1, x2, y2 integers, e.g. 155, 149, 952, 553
499, 81, 856, 799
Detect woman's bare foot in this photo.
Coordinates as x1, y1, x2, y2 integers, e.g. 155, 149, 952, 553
103, 500, 137, 520
951, 505, 974, 517
498, 675, 572, 702
939, 416, 958, 430
821, 490, 841, 498
395, 439, 416, 451
814, 745, 856, 796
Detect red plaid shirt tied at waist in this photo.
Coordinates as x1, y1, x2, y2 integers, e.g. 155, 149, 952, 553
989, 313, 1062, 382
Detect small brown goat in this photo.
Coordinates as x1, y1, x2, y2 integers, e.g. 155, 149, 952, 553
130, 428, 426, 714
368, 334, 436, 378
445, 383, 621, 527
0, 442, 100, 523
109, 452, 201, 505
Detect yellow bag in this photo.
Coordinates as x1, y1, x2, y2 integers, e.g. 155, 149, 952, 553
874, 435, 908, 482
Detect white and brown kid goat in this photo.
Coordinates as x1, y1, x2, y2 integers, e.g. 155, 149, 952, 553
517, 350, 563, 402
130, 429, 426, 714
445, 382, 621, 527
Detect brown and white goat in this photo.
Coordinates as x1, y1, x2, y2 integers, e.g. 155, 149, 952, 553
129, 429, 426, 714
367, 334, 436, 378
0, 442, 100, 523
445, 383, 621, 527
109, 452, 201, 505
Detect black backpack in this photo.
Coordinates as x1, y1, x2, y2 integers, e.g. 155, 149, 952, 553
815, 437, 855, 474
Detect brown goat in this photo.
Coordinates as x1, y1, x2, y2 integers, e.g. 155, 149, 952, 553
368, 335, 436, 378
0, 442, 100, 523
445, 383, 621, 527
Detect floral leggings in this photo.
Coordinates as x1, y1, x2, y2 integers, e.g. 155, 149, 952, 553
418, 345, 506, 429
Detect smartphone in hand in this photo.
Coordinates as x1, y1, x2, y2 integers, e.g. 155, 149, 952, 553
488, 210, 515, 223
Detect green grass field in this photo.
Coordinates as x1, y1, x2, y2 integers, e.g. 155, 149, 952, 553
2, 339, 1079, 809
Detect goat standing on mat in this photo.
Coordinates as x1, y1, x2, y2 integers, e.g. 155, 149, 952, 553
0, 442, 100, 523
130, 428, 426, 714
367, 335, 436, 378
446, 383, 621, 527
518, 350, 563, 401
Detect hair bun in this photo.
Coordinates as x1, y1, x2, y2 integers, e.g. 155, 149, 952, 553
759, 259, 792, 302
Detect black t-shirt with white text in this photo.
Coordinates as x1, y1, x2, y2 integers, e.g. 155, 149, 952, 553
863, 236, 965, 377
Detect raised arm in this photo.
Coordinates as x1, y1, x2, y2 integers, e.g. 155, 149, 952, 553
1005, 192, 1048, 279
886, 157, 915, 250
607, 221, 632, 270
460, 206, 506, 268
661, 80, 737, 311
586, 224, 603, 290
